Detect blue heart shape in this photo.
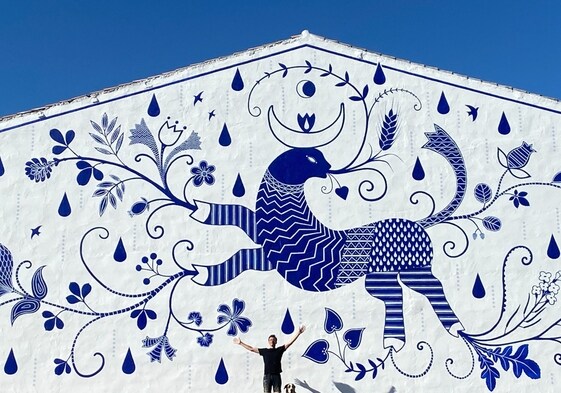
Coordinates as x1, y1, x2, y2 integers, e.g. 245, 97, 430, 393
335, 186, 349, 200
302, 339, 329, 364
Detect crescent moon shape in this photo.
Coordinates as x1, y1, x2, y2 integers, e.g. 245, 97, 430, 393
267, 103, 345, 148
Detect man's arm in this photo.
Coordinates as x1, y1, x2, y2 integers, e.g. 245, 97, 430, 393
284, 325, 306, 350
233, 337, 259, 353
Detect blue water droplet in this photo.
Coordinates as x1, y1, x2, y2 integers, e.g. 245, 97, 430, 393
498, 112, 511, 135
58, 193, 71, 217
219, 123, 231, 147
232, 174, 245, 197
0, 157, 5, 177
215, 357, 228, 385
231, 68, 244, 91
122, 348, 136, 374
281, 308, 295, 334
547, 234, 560, 259
4, 349, 17, 375
437, 92, 450, 114
148, 94, 160, 117
412, 157, 425, 181
373, 63, 386, 85
114, 237, 127, 262
472, 274, 486, 299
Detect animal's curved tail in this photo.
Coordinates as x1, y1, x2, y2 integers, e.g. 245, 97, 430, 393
417, 125, 467, 228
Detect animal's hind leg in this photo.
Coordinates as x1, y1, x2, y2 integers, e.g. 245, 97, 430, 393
399, 266, 464, 336
365, 271, 406, 351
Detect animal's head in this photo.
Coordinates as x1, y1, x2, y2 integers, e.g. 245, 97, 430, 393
284, 383, 296, 393
268, 148, 331, 185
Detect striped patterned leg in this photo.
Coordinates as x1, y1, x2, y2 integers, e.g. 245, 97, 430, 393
365, 271, 405, 351
192, 248, 273, 286
399, 267, 463, 335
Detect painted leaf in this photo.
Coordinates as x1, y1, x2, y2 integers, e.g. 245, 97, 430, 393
482, 216, 502, 232
343, 328, 365, 350
497, 148, 508, 168
324, 308, 343, 334
65, 130, 75, 144
69, 282, 81, 297
81, 283, 92, 298
302, 339, 329, 364
49, 129, 65, 144
52, 145, 67, 155
355, 362, 366, 381
552, 172, 561, 183
11, 298, 40, 325
474, 183, 493, 204
31, 266, 48, 299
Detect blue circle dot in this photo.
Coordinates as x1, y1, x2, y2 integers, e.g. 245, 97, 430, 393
302, 81, 316, 97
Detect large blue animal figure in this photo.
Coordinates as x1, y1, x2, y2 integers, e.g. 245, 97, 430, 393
190, 123, 465, 351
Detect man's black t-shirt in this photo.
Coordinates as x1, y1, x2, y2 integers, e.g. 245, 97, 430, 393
258, 345, 286, 374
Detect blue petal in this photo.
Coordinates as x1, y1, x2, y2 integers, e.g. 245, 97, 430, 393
81, 283, 92, 298
55, 317, 64, 329
66, 295, 81, 304
11, 298, 41, 325
52, 145, 67, 155
235, 317, 252, 333
343, 328, 365, 350
77, 169, 92, 186
31, 266, 48, 299
217, 303, 232, 316
137, 312, 147, 330
231, 298, 245, 316
65, 130, 75, 144
49, 129, 65, 144
76, 161, 91, 170
68, 282, 81, 297
302, 339, 329, 364
324, 308, 343, 334
44, 318, 55, 331
226, 323, 238, 336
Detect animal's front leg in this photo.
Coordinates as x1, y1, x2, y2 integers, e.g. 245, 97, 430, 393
191, 248, 273, 286
190, 201, 258, 243
365, 271, 406, 351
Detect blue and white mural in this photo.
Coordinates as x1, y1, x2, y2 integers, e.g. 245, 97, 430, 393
1, 33, 560, 392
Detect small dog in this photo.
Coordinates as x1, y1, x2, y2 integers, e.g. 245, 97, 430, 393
284, 383, 296, 393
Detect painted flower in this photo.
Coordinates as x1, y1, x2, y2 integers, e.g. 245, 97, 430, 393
25, 157, 55, 182
197, 333, 213, 347
191, 161, 215, 187
142, 335, 177, 363
217, 298, 252, 336
548, 282, 559, 295
188, 311, 202, 326
53, 358, 71, 375
539, 271, 552, 283
531, 285, 541, 296
130, 308, 157, 330
546, 293, 557, 305
509, 190, 529, 208
42, 311, 64, 331
540, 281, 550, 291
76, 161, 104, 186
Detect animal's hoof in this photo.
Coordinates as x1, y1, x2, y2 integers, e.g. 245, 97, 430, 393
190, 265, 209, 285
448, 322, 465, 337
190, 200, 211, 223
383, 338, 405, 352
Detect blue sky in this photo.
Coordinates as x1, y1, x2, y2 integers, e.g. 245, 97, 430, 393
1, 0, 561, 117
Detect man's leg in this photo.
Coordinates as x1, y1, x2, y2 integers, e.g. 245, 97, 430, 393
271, 374, 282, 393
263, 374, 272, 393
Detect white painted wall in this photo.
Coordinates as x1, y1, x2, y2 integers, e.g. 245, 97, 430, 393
1, 33, 560, 392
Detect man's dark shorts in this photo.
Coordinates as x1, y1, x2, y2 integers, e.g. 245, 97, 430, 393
263, 373, 282, 392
